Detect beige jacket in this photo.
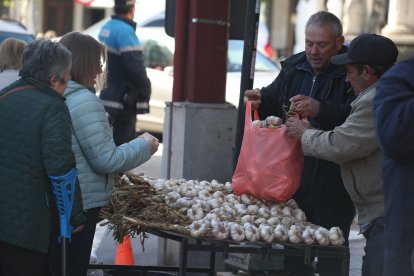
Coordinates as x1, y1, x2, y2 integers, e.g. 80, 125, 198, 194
301, 85, 383, 224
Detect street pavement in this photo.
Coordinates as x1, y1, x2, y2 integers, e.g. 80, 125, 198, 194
90, 143, 366, 276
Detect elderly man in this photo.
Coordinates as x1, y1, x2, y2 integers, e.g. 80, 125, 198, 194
0, 39, 86, 276
286, 33, 398, 276
245, 11, 355, 275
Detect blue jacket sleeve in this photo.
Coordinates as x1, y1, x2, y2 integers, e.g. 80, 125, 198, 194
374, 58, 414, 161
69, 90, 152, 174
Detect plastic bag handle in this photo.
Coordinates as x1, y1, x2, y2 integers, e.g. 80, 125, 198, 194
245, 101, 260, 124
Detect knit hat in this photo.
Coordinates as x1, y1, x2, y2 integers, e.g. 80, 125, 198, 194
331, 34, 398, 66
115, 0, 135, 7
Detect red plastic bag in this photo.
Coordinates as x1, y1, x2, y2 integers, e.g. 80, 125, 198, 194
232, 101, 304, 202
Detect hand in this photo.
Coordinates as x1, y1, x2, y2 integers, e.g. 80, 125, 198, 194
290, 94, 320, 117
139, 132, 160, 155
285, 116, 311, 140
244, 88, 262, 111
72, 225, 84, 233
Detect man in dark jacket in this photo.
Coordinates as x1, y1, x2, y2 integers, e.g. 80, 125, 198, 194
374, 57, 414, 276
245, 11, 355, 275
98, 0, 151, 145
286, 33, 399, 276
0, 39, 86, 276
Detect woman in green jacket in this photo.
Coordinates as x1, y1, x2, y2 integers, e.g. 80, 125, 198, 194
48, 32, 159, 276
0, 39, 86, 276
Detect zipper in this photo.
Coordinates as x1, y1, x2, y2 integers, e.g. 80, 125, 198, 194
310, 76, 316, 98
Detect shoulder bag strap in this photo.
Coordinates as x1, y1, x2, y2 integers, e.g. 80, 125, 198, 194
0, 85, 36, 102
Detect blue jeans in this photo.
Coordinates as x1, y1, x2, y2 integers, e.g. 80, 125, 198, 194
362, 217, 385, 276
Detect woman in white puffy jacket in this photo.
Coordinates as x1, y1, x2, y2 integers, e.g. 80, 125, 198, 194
48, 31, 159, 276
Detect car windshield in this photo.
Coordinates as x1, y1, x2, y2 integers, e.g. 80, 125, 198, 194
227, 40, 279, 72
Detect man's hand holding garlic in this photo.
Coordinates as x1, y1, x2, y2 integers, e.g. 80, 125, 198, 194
290, 94, 320, 117
286, 116, 312, 139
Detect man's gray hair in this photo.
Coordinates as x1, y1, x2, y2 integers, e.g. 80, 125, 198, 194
20, 39, 72, 84
306, 11, 343, 37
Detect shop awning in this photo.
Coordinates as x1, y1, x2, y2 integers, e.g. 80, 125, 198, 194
74, 0, 114, 8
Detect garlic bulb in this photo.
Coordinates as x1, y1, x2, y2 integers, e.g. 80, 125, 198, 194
234, 203, 247, 215
230, 223, 246, 242
280, 216, 294, 229
223, 203, 236, 216
254, 218, 268, 225
241, 214, 255, 224
198, 189, 211, 199
288, 225, 303, 244
211, 207, 225, 216
302, 228, 316, 245
286, 199, 299, 209
189, 220, 208, 238
175, 197, 194, 208
225, 194, 239, 205
212, 190, 224, 199
197, 201, 212, 212
259, 225, 275, 243
199, 180, 211, 188
225, 182, 233, 191
244, 223, 260, 242
273, 224, 288, 242
180, 186, 198, 198
293, 209, 307, 222
240, 194, 253, 205
164, 191, 181, 205
121, 175, 134, 185
252, 120, 265, 128
207, 198, 220, 209
270, 206, 282, 217
328, 227, 345, 246
258, 207, 271, 219
187, 205, 204, 221
265, 115, 283, 127
247, 205, 259, 215
267, 217, 280, 225
315, 227, 330, 246
211, 179, 224, 190
212, 221, 229, 240
204, 212, 218, 220
282, 207, 293, 217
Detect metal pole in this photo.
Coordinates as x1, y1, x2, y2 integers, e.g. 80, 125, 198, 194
233, 0, 260, 171
62, 237, 68, 276
167, 0, 190, 179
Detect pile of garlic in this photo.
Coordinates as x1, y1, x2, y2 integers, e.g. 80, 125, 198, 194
141, 176, 345, 246
252, 115, 284, 128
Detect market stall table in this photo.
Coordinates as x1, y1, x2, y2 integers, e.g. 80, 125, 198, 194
88, 228, 350, 276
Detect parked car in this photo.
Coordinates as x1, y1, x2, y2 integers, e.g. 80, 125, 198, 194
0, 19, 35, 44
84, 16, 280, 133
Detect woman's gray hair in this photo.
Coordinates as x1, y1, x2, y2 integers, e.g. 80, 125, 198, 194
306, 11, 343, 37
20, 39, 72, 84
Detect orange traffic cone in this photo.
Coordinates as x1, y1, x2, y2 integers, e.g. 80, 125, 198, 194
114, 235, 135, 265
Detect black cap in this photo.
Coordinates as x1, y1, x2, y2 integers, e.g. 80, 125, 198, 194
115, 0, 135, 7
331, 34, 398, 66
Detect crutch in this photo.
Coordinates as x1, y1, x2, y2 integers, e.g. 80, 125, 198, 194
50, 168, 78, 276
